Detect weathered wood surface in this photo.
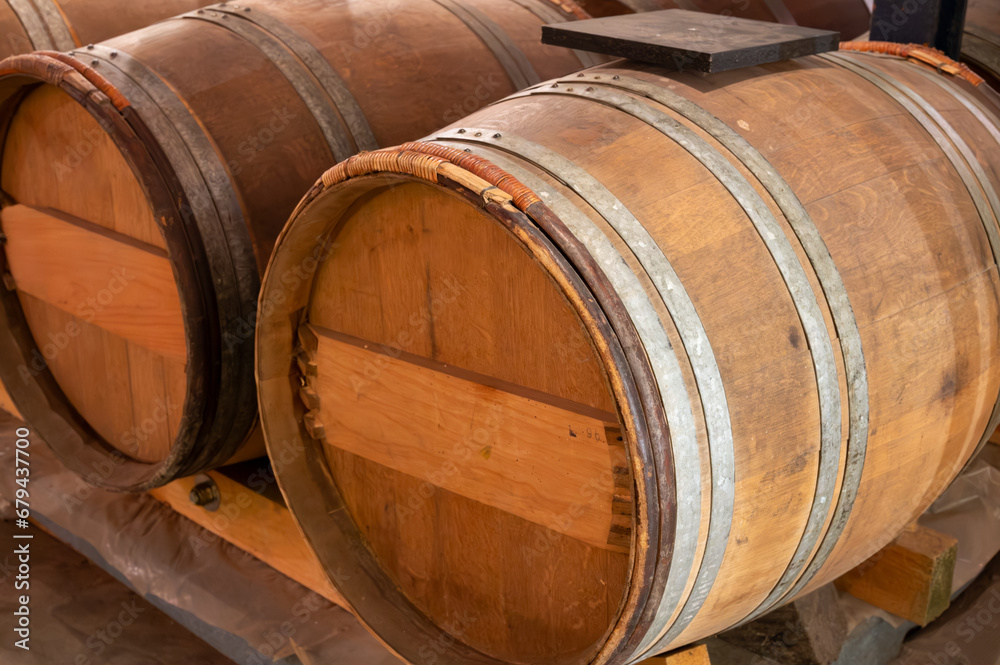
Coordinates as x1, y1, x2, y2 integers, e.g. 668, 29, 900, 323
719, 585, 848, 665
963, 0, 1000, 88
0, 0, 599, 489
0, 0, 207, 58
148, 469, 345, 607
836, 524, 958, 626
257, 46, 1000, 665
640, 644, 713, 664
308, 325, 625, 551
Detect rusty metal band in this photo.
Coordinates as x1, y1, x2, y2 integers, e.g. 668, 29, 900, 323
434, 123, 734, 657
211, 3, 376, 152
559, 73, 868, 624
80, 44, 260, 441
821, 48, 1000, 588
29, 0, 75, 50
962, 32, 1000, 85
506, 0, 604, 68
908, 66, 1000, 471
6, 0, 54, 49
431, 0, 540, 90
514, 81, 842, 655
178, 7, 357, 161
436, 134, 704, 661
966, 24, 1000, 50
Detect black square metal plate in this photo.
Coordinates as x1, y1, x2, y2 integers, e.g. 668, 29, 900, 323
541, 9, 840, 73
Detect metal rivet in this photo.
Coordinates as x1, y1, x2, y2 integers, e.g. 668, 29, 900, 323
577, 73, 585, 77
197, 8, 204, 12
464, 148, 471, 153
613, 75, 620, 80
551, 83, 559, 88
90, 60, 98, 66
109, 51, 118, 58
457, 128, 466, 134
474, 132, 482, 137
586, 86, 594, 92
567, 87, 574, 92
594, 75, 601, 79
86, 44, 94, 49
244, 6, 251, 10
492, 133, 501, 139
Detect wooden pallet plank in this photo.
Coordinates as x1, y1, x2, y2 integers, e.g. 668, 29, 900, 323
835, 523, 957, 626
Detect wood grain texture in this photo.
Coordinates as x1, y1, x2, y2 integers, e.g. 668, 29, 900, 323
0, 0, 603, 488
962, 0, 1000, 89
2, 205, 185, 361
147, 471, 345, 607
639, 644, 712, 664
257, 49, 1000, 664
298, 182, 628, 664
718, 585, 847, 664
1, 84, 187, 463
310, 326, 622, 551
0, 0, 209, 58
835, 524, 958, 626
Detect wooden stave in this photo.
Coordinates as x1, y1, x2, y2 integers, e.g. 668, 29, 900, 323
0, 0, 209, 58
964, 0, 1000, 90
0, 0, 598, 490
256, 51, 1000, 663
0, 0, 211, 421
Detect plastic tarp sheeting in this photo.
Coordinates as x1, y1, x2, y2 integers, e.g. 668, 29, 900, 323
0, 415, 398, 665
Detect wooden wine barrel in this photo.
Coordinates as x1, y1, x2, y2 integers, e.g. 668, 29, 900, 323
0, 0, 212, 420
0, 0, 207, 58
572, 0, 872, 38
0, 0, 600, 490
257, 48, 1000, 664
964, 0, 1000, 89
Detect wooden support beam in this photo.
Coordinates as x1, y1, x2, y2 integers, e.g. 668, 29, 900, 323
718, 584, 848, 665
639, 644, 712, 664
307, 325, 628, 552
0, 386, 20, 419
835, 523, 957, 626
148, 470, 345, 608
988, 425, 1000, 445
1, 204, 185, 361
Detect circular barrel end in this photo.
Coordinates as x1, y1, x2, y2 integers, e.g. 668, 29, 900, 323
257, 144, 667, 665
0, 51, 249, 490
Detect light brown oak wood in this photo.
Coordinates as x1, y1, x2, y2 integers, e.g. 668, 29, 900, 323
0, 0, 600, 490
835, 524, 958, 626
638, 644, 711, 665
309, 325, 624, 551
147, 470, 344, 607
2, 204, 185, 361
257, 49, 1000, 665
0, 85, 186, 464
